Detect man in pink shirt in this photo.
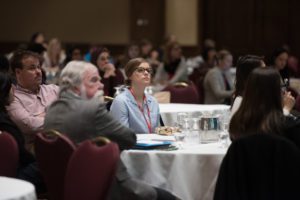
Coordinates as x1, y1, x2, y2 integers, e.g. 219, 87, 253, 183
7, 50, 59, 153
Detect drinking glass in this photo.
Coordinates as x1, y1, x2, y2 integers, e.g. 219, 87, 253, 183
219, 122, 229, 148
176, 112, 188, 129
174, 132, 185, 149
186, 118, 200, 144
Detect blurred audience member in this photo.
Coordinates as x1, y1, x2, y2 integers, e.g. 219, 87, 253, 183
189, 47, 217, 103
116, 42, 140, 75
203, 38, 216, 49
269, 47, 290, 86
204, 49, 234, 104
231, 55, 265, 115
91, 47, 124, 97
7, 50, 59, 153
147, 49, 161, 76
140, 39, 153, 59
153, 41, 188, 85
189, 47, 217, 80
63, 45, 83, 67
84, 44, 98, 62
158, 33, 176, 62
29, 32, 47, 49
0, 72, 45, 193
282, 43, 299, 77
42, 38, 66, 84
110, 58, 161, 133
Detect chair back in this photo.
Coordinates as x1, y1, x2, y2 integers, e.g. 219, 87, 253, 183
0, 131, 19, 177
214, 134, 300, 200
162, 82, 199, 104
35, 130, 76, 200
64, 137, 120, 200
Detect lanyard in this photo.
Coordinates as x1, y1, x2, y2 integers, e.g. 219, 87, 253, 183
129, 88, 152, 133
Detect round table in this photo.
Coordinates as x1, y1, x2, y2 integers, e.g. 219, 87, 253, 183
121, 134, 228, 200
0, 176, 36, 200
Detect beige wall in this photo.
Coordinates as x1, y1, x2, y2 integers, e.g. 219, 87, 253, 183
166, 0, 198, 46
0, 0, 130, 44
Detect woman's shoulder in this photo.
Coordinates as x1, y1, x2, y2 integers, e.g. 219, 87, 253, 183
113, 89, 131, 102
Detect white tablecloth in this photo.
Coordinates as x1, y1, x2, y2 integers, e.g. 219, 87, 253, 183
159, 103, 230, 126
121, 134, 227, 200
0, 176, 36, 200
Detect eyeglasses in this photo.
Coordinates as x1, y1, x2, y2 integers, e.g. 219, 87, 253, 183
136, 67, 153, 74
99, 56, 111, 62
25, 65, 42, 71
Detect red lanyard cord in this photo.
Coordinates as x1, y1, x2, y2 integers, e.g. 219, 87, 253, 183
129, 88, 152, 133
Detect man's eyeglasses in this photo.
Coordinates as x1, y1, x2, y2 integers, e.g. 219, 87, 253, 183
25, 65, 42, 71
136, 67, 153, 74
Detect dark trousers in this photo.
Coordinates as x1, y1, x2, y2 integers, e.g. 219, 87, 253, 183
155, 187, 176, 200
17, 162, 47, 194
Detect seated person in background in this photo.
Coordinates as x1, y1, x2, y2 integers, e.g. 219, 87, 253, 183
44, 61, 176, 200
110, 58, 161, 134
91, 47, 124, 97
269, 48, 290, 85
189, 47, 217, 103
282, 43, 299, 77
203, 49, 234, 105
231, 55, 266, 115
140, 39, 153, 59
115, 42, 141, 80
153, 41, 188, 85
42, 38, 66, 84
28, 32, 47, 49
0, 72, 45, 193
229, 67, 300, 147
62, 45, 83, 67
6, 50, 59, 153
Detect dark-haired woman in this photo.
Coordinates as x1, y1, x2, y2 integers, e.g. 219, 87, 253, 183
270, 48, 290, 85
0, 72, 45, 193
229, 68, 300, 147
153, 41, 188, 85
231, 55, 266, 115
91, 47, 124, 97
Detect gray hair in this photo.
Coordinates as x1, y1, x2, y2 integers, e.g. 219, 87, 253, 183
59, 61, 98, 94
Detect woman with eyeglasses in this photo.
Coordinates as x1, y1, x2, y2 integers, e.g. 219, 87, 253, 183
110, 58, 161, 134
91, 47, 124, 97
229, 67, 300, 147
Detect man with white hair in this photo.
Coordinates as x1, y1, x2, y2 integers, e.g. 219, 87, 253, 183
44, 60, 135, 149
44, 61, 176, 200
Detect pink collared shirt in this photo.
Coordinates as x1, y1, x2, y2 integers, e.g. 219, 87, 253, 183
6, 84, 59, 145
